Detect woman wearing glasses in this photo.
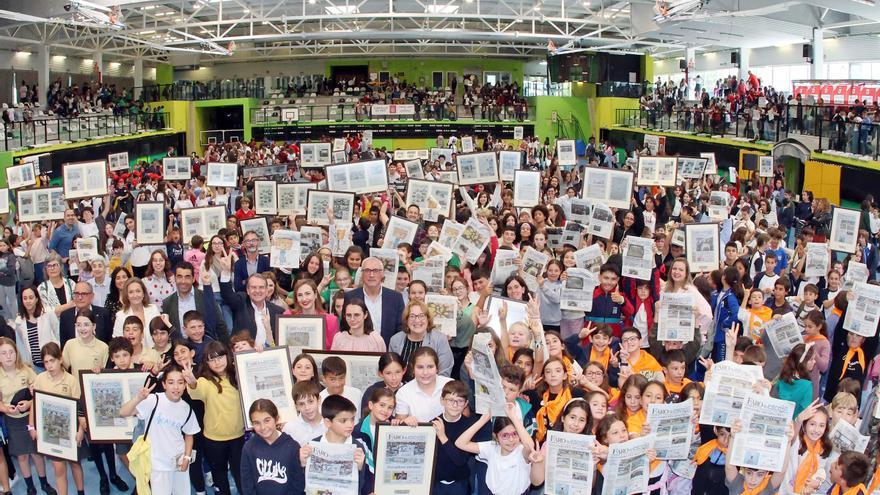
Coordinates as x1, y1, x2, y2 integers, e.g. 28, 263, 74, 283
388, 300, 454, 377
36, 253, 75, 317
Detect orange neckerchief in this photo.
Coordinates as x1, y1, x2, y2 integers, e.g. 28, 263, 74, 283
741, 473, 772, 495
591, 346, 611, 369
626, 409, 647, 435
665, 377, 692, 395
694, 439, 726, 465
804, 334, 828, 344
561, 355, 573, 375
629, 350, 662, 374
746, 306, 773, 342
793, 438, 823, 492
831, 483, 868, 495
536, 386, 572, 442
840, 347, 866, 380
867, 464, 880, 494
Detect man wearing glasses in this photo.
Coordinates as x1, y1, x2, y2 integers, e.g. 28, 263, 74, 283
233, 230, 270, 292
344, 257, 405, 345
59, 281, 112, 348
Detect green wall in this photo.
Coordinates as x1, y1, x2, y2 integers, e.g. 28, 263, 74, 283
156, 64, 174, 86
641, 55, 654, 83
530, 96, 591, 146
324, 58, 525, 88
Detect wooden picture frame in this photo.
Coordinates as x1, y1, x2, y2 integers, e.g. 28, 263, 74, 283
135, 202, 166, 245
455, 151, 498, 186
63, 160, 108, 200
303, 350, 383, 394
234, 347, 296, 429
34, 391, 79, 461
240, 216, 271, 254
685, 223, 721, 273
180, 205, 226, 243
253, 180, 278, 216
405, 179, 454, 222
325, 159, 389, 195
162, 157, 191, 181
581, 166, 634, 210
277, 315, 326, 357
17, 186, 66, 223
6, 162, 36, 190
306, 190, 355, 226
107, 151, 129, 172
80, 370, 151, 443
373, 423, 438, 495
206, 162, 238, 188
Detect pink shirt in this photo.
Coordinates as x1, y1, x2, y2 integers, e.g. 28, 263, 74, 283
184, 249, 206, 283
330, 331, 386, 353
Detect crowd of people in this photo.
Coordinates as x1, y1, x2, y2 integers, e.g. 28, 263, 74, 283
9, 79, 139, 121
0, 127, 879, 495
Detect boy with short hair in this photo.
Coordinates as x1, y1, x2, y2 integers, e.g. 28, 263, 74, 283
753, 252, 779, 294
499, 365, 536, 435
433, 380, 481, 494
749, 233, 770, 279
319, 356, 364, 421
109, 337, 135, 370
787, 283, 821, 330
565, 323, 617, 370
183, 310, 214, 365
283, 381, 327, 447
662, 350, 691, 402
298, 396, 369, 493
828, 451, 871, 495
765, 278, 793, 315
768, 228, 789, 274
586, 264, 634, 337
723, 241, 740, 268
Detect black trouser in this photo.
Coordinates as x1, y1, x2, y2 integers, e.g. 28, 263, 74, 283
189, 431, 206, 493
89, 443, 118, 481
202, 436, 244, 495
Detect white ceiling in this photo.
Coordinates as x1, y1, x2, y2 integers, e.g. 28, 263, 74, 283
0, 0, 877, 64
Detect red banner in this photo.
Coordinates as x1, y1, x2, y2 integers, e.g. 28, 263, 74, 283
793, 80, 880, 105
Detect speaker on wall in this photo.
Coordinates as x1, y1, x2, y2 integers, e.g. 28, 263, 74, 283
679, 59, 687, 70
802, 44, 812, 59
731, 52, 738, 65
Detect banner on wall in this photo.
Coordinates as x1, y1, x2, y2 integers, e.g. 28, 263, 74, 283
792, 80, 880, 105
644, 134, 666, 155
371, 104, 416, 116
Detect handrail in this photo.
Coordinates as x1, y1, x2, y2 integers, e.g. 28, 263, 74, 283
1, 111, 170, 152
249, 103, 534, 124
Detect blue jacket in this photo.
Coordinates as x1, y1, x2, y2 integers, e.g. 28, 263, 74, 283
711, 289, 741, 343
233, 254, 271, 292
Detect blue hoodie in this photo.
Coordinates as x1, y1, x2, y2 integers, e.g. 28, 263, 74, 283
240, 432, 305, 495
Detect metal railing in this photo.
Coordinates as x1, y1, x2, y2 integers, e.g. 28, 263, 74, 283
138, 81, 266, 102
250, 103, 533, 124
597, 82, 645, 98
1, 112, 170, 152
615, 106, 880, 161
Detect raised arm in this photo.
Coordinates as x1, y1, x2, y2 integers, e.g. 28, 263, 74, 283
454, 413, 492, 454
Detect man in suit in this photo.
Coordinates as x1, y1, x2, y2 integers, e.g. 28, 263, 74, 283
344, 257, 405, 345
60, 281, 112, 348
233, 230, 271, 292
162, 261, 228, 342
220, 269, 285, 348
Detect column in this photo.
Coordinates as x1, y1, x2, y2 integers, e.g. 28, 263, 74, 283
133, 56, 143, 100
93, 51, 103, 83
811, 27, 824, 79
37, 45, 49, 109
685, 47, 696, 97
738, 48, 750, 81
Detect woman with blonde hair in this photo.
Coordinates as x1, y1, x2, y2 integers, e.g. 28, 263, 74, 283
660, 257, 713, 343
287, 278, 339, 345
112, 278, 161, 348
389, 300, 454, 377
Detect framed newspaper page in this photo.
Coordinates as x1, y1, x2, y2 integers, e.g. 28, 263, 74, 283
333, 137, 346, 152
498, 150, 522, 181
163, 157, 191, 181
383, 215, 420, 249
107, 151, 129, 172
306, 190, 355, 227
63, 160, 108, 200
758, 155, 774, 177
373, 423, 438, 495
17, 186, 66, 223
277, 315, 325, 358
430, 147, 455, 163
234, 347, 296, 429
700, 152, 718, 175
404, 159, 424, 179
636, 156, 677, 187
461, 136, 475, 153
270, 229, 301, 270
677, 157, 707, 179
277, 182, 316, 216
513, 170, 541, 208
455, 151, 498, 186
514, 126, 524, 140
6, 162, 36, 190
303, 350, 383, 394
405, 179, 454, 222
240, 217, 271, 254
134, 202, 166, 245
80, 370, 150, 443
581, 166, 634, 210
0, 188, 9, 214
829, 206, 860, 254
556, 139, 576, 166
34, 391, 79, 462
332, 151, 347, 164
301, 142, 333, 167
206, 162, 238, 188
325, 159, 389, 195
253, 180, 278, 216
180, 205, 226, 243
685, 223, 720, 273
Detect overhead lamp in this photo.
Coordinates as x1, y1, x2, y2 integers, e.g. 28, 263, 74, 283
15, 51, 31, 56
308, 0, 316, 4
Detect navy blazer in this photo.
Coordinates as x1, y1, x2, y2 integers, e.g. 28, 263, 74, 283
344, 287, 405, 345
219, 279, 285, 344
233, 254, 271, 292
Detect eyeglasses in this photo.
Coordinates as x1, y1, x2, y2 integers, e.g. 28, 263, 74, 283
497, 432, 519, 440
444, 398, 467, 406
621, 336, 640, 344
73, 292, 92, 298
362, 268, 383, 275
408, 313, 427, 320
585, 370, 604, 378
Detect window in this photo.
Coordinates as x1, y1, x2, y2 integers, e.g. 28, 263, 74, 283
432, 72, 443, 89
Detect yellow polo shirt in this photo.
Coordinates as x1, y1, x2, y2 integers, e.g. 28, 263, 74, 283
62, 338, 109, 379
0, 366, 37, 419
34, 371, 81, 400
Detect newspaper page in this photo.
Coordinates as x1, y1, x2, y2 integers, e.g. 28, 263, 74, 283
377, 428, 435, 489
647, 399, 694, 460
670, 432, 701, 479
829, 418, 869, 453
842, 262, 869, 291
305, 442, 359, 495
843, 282, 880, 337
424, 241, 454, 261
452, 217, 492, 264
589, 203, 615, 239
762, 313, 804, 358
657, 293, 695, 342
439, 219, 464, 249
269, 229, 301, 269
621, 236, 654, 281
299, 226, 323, 262
491, 249, 520, 286
804, 243, 830, 278
560, 222, 586, 248
561, 268, 598, 312
568, 198, 593, 225
520, 247, 550, 292
601, 434, 655, 495
471, 333, 507, 416
708, 191, 731, 222
425, 294, 458, 339
485, 296, 528, 341
545, 431, 595, 495
574, 244, 604, 275
412, 256, 447, 293
330, 225, 352, 257
699, 361, 766, 426
370, 248, 400, 290
729, 393, 794, 472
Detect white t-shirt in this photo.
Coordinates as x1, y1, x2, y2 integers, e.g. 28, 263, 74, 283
757, 272, 780, 293
136, 393, 200, 471
394, 376, 453, 422
282, 414, 327, 447
320, 386, 363, 422
477, 441, 531, 495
